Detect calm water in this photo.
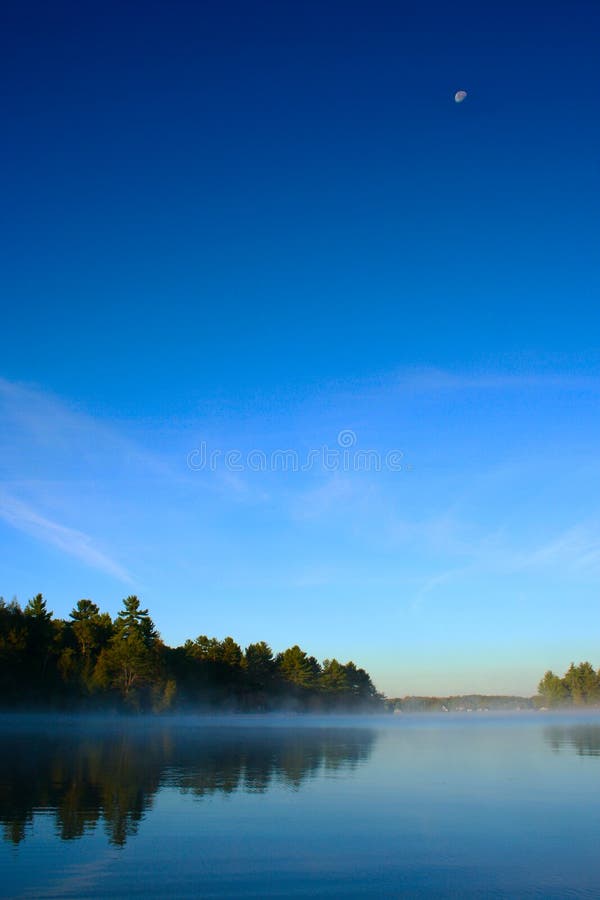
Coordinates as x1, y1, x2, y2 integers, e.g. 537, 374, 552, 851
1, 713, 600, 898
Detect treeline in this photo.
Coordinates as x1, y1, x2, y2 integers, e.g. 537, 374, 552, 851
537, 662, 600, 707
0, 594, 383, 712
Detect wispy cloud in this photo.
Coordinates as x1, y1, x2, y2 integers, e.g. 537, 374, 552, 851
0, 376, 275, 507
407, 519, 600, 610
2, 370, 600, 603
410, 565, 471, 610
0, 377, 161, 581
0, 489, 133, 583
518, 524, 600, 574
289, 476, 360, 521
393, 367, 600, 394
0, 376, 172, 478
337, 366, 600, 403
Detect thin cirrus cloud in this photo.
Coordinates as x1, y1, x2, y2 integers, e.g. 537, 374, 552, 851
0, 375, 261, 584
336, 367, 600, 403
0, 375, 172, 479
0, 376, 157, 582
393, 368, 600, 394
519, 524, 600, 574
0, 489, 133, 583
408, 520, 600, 610
0, 375, 271, 507
2, 368, 600, 596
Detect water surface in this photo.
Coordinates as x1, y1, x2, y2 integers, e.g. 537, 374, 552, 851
1, 713, 600, 897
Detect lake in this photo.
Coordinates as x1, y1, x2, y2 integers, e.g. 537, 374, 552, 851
1, 713, 600, 898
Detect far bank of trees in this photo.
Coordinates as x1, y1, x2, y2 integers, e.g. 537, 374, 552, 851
537, 662, 600, 708
0, 593, 383, 713
387, 695, 533, 713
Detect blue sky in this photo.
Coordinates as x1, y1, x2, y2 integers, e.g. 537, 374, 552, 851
1, 1, 599, 695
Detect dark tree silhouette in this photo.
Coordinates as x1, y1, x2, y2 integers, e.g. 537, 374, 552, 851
0, 592, 384, 712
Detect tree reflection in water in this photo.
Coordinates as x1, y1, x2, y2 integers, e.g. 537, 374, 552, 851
0, 719, 376, 846
544, 723, 600, 757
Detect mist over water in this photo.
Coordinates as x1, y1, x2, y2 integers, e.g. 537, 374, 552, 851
2, 713, 600, 897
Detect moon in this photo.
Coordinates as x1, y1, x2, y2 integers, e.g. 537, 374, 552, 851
454, 90, 467, 103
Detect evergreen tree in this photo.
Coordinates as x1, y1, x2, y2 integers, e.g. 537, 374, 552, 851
537, 670, 569, 707
23, 594, 55, 689
563, 662, 600, 705
277, 645, 321, 691
343, 662, 381, 704
95, 631, 157, 704
219, 636, 242, 668
70, 600, 104, 658
244, 642, 275, 691
115, 596, 158, 647
95, 596, 161, 707
0, 599, 28, 700
0, 590, 384, 712
320, 659, 349, 694
69, 599, 113, 694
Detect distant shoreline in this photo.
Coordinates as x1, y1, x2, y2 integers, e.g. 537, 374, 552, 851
386, 694, 535, 713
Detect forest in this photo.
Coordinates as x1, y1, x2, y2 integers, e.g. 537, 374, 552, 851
537, 662, 600, 707
0, 593, 383, 712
